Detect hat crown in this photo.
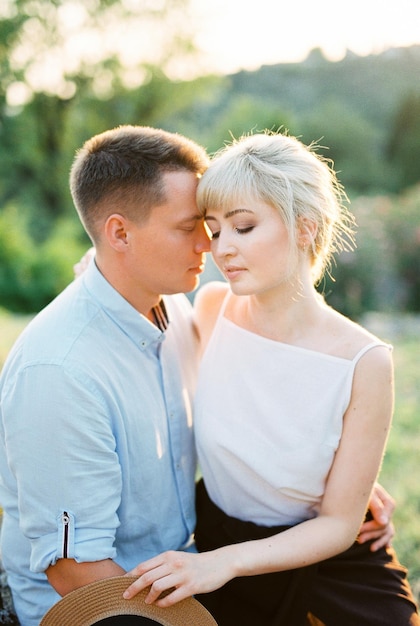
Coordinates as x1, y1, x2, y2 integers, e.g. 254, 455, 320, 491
40, 576, 218, 626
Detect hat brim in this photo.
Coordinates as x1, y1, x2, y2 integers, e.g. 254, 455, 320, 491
40, 576, 217, 626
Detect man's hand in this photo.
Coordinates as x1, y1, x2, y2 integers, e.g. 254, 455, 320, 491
358, 482, 395, 551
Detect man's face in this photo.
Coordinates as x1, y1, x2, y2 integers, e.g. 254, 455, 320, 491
127, 170, 211, 298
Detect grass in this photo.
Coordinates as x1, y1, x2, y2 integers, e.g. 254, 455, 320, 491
0, 309, 33, 367
0, 309, 419, 599
362, 313, 420, 599
386, 340, 420, 596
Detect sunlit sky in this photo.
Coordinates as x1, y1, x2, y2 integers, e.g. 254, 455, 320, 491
6, 0, 420, 106
191, 0, 420, 74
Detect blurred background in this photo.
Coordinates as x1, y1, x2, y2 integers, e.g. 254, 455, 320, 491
0, 0, 419, 597
0, 0, 420, 316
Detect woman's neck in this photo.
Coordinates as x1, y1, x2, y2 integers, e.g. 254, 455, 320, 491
230, 283, 326, 345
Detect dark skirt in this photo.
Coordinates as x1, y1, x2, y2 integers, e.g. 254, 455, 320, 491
307, 534, 420, 625
194, 479, 420, 626
194, 479, 317, 626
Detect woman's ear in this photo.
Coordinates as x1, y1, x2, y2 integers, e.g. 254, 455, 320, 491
297, 217, 317, 249
104, 214, 129, 251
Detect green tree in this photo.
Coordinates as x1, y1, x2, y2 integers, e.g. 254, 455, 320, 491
382, 184, 420, 311
201, 95, 295, 153
387, 93, 420, 192
298, 100, 387, 195
322, 185, 420, 317
0, 203, 89, 312
0, 0, 196, 236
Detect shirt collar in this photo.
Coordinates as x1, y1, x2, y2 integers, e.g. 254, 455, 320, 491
82, 259, 168, 349
151, 299, 169, 332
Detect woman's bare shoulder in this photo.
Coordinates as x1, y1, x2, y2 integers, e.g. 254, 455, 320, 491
194, 281, 229, 310
193, 281, 229, 351
321, 304, 391, 360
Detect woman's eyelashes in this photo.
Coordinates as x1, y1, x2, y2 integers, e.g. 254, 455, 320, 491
235, 226, 254, 235
209, 226, 255, 240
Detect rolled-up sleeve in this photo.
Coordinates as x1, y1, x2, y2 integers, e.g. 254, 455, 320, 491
3, 363, 122, 573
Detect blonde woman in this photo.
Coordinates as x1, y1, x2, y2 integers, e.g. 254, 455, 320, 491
125, 132, 419, 626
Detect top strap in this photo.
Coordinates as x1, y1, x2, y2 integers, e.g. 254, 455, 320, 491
352, 341, 392, 364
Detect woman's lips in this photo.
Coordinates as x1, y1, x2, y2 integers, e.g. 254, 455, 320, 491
224, 266, 245, 280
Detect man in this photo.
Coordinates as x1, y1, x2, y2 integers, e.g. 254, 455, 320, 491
0, 125, 210, 625
0, 125, 401, 626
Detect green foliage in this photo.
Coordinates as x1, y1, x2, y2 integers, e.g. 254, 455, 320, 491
0, 94, 75, 237
321, 185, 420, 317
1, 4, 420, 315
387, 93, 420, 192
375, 328, 420, 591
191, 95, 295, 154
0, 204, 88, 312
0, 0, 198, 240
195, 47, 420, 195
298, 100, 387, 194
0, 205, 35, 311
0, 308, 32, 369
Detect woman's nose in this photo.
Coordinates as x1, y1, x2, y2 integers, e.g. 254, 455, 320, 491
213, 231, 236, 257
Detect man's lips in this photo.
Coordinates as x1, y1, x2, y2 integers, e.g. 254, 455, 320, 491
189, 263, 205, 274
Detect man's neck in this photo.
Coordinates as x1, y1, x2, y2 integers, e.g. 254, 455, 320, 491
95, 254, 164, 319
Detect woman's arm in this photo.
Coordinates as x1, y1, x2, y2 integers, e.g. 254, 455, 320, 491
123, 344, 394, 607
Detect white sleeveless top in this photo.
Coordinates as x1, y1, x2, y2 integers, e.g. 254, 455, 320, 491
194, 298, 390, 526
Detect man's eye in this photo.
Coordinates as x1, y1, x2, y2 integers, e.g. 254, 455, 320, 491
179, 224, 196, 232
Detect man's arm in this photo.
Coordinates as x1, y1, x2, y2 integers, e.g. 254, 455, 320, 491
4, 366, 124, 584
46, 558, 125, 596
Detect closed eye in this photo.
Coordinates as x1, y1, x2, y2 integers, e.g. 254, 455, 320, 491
235, 226, 254, 234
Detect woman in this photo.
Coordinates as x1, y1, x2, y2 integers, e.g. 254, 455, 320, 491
123, 131, 419, 625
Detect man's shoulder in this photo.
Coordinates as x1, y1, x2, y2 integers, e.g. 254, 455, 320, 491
7, 280, 101, 366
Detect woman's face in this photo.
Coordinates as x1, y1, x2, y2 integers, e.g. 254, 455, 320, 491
205, 198, 296, 296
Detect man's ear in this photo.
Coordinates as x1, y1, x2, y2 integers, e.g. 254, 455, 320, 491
104, 214, 129, 251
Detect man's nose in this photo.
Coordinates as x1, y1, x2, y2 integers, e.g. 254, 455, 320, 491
195, 222, 211, 253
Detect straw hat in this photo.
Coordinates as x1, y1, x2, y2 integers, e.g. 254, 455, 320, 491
40, 576, 218, 625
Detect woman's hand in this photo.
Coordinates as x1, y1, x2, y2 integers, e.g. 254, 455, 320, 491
123, 548, 235, 607
73, 247, 95, 279
357, 482, 395, 551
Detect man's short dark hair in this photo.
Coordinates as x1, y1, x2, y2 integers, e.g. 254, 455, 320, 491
70, 125, 209, 242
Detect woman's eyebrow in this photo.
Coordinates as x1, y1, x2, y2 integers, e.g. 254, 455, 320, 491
205, 208, 254, 221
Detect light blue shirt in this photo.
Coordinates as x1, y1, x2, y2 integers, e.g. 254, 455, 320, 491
0, 261, 198, 626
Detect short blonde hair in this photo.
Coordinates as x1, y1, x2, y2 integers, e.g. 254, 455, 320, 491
197, 131, 355, 283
